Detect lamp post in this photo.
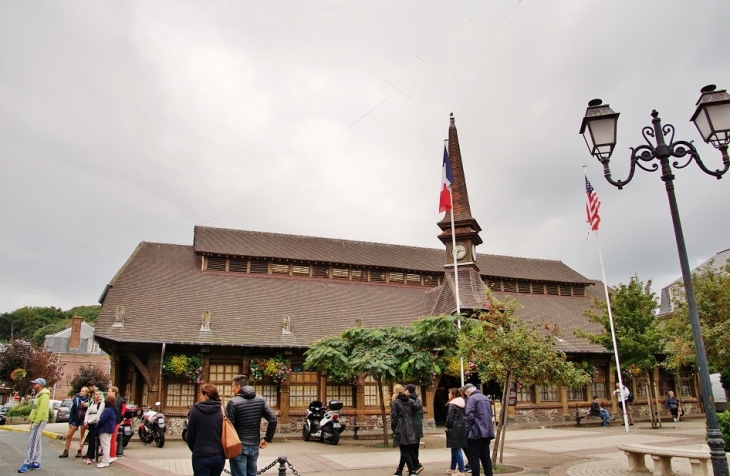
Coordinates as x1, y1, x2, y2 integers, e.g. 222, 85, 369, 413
580, 85, 730, 476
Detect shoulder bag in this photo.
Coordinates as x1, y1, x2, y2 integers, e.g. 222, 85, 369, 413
221, 407, 242, 459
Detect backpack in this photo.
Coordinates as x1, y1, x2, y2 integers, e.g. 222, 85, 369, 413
627, 391, 634, 403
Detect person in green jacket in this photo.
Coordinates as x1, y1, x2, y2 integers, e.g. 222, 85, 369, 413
18, 378, 50, 473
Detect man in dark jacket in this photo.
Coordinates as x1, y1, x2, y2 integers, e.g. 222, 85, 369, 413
226, 375, 277, 476
405, 384, 424, 474
464, 384, 495, 476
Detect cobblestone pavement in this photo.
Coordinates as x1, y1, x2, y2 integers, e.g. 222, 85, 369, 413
1, 417, 716, 476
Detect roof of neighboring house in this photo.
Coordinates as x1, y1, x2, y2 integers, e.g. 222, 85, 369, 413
193, 226, 593, 284
658, 248, 730, 315
94, 237, 607, 354
44, 322, 107, 355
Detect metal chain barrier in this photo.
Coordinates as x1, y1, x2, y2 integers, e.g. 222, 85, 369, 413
221, 455, 299, 475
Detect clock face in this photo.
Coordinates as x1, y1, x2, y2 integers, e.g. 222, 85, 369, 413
452, 244, 467, 260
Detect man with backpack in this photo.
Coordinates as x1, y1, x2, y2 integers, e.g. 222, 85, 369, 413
613, 382, 633, 425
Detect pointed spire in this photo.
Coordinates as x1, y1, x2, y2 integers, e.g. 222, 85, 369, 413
438, 114, 482, 246
442, 113, 474, 223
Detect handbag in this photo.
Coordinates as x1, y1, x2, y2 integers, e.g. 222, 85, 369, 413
221, 408, 242, 459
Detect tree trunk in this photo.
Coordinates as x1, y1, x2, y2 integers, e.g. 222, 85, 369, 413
377, 375, 389, 446
492, 370, 512, 464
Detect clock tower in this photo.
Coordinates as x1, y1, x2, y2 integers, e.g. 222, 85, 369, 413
437, 114, 483, 269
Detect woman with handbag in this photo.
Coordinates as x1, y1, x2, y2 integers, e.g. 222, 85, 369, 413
187, 384, 226, 476
82, 390, 105, 465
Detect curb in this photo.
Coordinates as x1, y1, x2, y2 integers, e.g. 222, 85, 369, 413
0, 425, 65, 441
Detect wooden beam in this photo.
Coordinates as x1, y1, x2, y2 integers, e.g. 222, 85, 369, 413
124, 351, 152, 387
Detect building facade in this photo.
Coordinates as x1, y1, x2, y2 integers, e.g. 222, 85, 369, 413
93, 117, 700, 431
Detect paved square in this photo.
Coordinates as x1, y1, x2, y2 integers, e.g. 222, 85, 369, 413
507, 433, 690, 453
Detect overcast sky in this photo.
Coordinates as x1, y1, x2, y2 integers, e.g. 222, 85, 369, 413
2, 1, 729, 313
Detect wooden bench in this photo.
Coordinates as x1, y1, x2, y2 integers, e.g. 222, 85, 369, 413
574, 408, 604, 426
618, 444, 710, 476
351, 422, 383, 439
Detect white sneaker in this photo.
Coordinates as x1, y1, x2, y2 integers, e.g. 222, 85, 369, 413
109, 457, 117, 463
97, 462, 110, 468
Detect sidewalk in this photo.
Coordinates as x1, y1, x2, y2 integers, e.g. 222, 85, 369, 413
1, 417, 714, 476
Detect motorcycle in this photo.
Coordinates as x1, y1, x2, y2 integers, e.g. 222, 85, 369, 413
302, 400, 345, 445
121, 404, 137, 448
181, 406, 190, 442
136, 402, 166, 448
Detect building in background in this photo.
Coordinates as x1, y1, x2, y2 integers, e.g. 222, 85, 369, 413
44, 315, 109, 399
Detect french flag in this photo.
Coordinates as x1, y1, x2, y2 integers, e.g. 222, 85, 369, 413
439, 144, 454, 213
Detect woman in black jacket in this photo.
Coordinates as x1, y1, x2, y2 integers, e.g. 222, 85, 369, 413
187, 384, 225, 476
390, 384, 418, 476
445, 387, 467, 475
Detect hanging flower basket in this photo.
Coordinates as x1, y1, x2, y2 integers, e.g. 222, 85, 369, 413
10, 368, 27, 382
162, 354, 204, 384
250, 354, 291, 385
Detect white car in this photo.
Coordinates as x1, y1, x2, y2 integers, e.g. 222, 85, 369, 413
49, 400, 63, 421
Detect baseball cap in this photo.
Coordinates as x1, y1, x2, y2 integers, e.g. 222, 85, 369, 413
30, 378, 46, 387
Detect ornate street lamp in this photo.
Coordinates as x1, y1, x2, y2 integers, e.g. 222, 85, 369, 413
580, 85, 730, 476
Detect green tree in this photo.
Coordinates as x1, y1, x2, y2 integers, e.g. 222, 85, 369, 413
0, 306, 66, 342
461, 291, 591, 462
65, 305, 101, 323
579, 276, 664, 426
305, 315, 468, 446
32, 320, 71, 347
663, 262, 730, 378
0, 340, 62, 396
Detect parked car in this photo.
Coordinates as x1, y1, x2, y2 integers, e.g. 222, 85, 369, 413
56, 398, 73, 423
49, 400, 62, 421
0, 405, 8, 425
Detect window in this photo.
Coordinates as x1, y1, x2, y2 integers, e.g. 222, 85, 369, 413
326, 386, 354, 406
590, 367, 607, 399
290, 384, 318, 407
567, 386, 586, 401
289, 368, 318, 407
271, 263, 290, 274
207, 256, 226, 271
515, 383, 533, 402
546, 284, 559, 295
90, 341, 100, 353
364, 377, 389, 406
332, 267, 349, 279
559, 285, 572, 296
486, 279, 501, 292
659, 369, 674, 398
572, 286, 586, 297
503, 281, 516, 293
229, 258, 248, 273
209, 364, 241, 405
254, 384, 278, 408
389, 272, 404, 283
249, 260, 269, 274
678, 370, 693, 397
292, 265, 310, 276
351, 269, 367, 281
370, 270, 386, 283
166, 382, 196, 407
531, 283, 545, 294
635, 377, 649, 398
313, 265, 329, 278
406, 273, 421, 286
537, 385, 558, 402
517, 282, 530, 293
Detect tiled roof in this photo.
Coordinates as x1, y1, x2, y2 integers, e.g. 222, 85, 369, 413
193, 226, 593, 284
96, 241, 606, 354
96, 243, 433, 348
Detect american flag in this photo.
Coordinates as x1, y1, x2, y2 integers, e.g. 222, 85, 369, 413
585, 176, 601, 231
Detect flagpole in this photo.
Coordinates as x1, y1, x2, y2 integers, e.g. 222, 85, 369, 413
584, 166, 630, 432
446, 139, 464, 387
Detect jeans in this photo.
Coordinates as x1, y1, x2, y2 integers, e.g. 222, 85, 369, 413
192, 454, 226, 476
84, 424, 98, 460
229, 445, 259, 476
466, 437, 493, 476
450, 446, 465, 472
600, 410, 610, 426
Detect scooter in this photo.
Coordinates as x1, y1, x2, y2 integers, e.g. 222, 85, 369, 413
137, 402, 166, 448
302, 400, 345, 445
121, 404, 137, 447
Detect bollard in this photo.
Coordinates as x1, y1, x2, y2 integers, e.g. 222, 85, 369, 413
277, 455, 288, 475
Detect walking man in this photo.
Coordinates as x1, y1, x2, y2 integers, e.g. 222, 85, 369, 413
463, 383, 495, 476
18, 378, 50, 473
226, 375, 277, 476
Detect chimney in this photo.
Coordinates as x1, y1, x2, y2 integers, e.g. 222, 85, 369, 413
69, 314, 83, 351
